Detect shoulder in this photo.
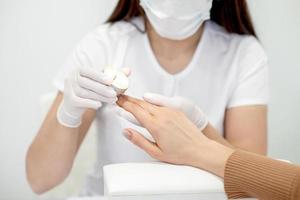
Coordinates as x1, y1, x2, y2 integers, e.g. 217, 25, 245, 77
205, 21, 268, 65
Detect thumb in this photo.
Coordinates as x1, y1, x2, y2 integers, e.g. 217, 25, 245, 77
123, 129, 162, 159
143, 93, 176, 107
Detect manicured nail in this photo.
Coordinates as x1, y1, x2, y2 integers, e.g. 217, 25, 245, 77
118, 95, 125, 100
123, 129, 132, 140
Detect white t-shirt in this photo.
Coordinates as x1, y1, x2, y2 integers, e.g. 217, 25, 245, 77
53, 17, 269, 195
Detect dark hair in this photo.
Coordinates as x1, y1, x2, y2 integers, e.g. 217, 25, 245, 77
107, 0, 257, 37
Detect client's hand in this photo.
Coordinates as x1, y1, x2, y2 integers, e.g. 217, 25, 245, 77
117, 95, 234, 177
117, 93, 208, 130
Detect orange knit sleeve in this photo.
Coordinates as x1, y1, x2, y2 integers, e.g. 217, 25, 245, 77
224, 150, 300, 200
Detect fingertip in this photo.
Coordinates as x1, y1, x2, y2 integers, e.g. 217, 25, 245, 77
126, 128, 141, 139
122, 129, 132, 140
117, 94, 129, 105
126, 128, 136, 133
118, 94, 125, 99
116, 95, 124, 106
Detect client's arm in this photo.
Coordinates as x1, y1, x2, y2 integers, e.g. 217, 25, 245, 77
117, 95, 300, 200
224, 150, 300, 200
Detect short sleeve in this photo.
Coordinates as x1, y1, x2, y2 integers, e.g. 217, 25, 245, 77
227, 37, 269, 108
52, 26, 110, 92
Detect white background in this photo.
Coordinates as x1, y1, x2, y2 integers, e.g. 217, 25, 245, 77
0, 0, 299, 199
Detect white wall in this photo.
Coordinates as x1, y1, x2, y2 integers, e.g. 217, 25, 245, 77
248, 0, 300, 162
0, 0, 299, 199
0, 0, 118, 199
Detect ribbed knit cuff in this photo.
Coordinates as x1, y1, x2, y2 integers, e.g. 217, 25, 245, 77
224, 150, 300, 200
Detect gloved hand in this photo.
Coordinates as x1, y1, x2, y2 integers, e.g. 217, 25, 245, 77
116, 93, 208, 131
57, 67, 130, 128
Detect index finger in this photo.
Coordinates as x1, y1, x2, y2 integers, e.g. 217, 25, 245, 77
121, 95, 159, 115
117, 95, 155, 129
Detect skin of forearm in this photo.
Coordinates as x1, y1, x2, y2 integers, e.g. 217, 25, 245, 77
26, 109, 80, 194
202, 124, 235, 149
26, 93, 97, 194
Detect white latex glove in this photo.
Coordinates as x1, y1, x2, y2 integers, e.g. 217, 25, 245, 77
116, 93, 209, 131
57, 67, 130, 128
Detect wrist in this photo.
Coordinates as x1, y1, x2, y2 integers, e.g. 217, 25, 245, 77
192, 139, 235, 178
56, 101, 83, 128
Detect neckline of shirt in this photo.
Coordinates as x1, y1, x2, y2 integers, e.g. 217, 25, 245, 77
143, 21, 209, 79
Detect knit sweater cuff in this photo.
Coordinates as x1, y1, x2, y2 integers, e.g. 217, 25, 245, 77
224, 150, 300, 200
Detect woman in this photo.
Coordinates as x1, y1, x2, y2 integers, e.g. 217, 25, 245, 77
117, 95, 300, 200
26, 0, 269, 195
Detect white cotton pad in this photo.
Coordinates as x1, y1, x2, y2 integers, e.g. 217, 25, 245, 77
103, 67, 129, 94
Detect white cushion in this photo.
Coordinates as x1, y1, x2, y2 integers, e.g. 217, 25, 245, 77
103, 162, 227, 200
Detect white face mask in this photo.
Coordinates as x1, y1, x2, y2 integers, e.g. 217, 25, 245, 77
140, 0, 213, 40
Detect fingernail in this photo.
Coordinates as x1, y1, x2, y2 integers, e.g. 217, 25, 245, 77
118, 95, 125, 100
123, 130, 132, 140
116, 95, 125, 106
